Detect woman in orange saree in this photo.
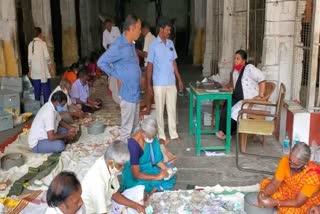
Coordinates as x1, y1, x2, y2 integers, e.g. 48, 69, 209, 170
257, 142, 320, 214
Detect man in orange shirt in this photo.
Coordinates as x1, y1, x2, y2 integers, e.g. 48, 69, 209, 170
63, 63, 78, 85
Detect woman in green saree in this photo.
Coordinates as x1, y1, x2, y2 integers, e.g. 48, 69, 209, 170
121, 118, 176, 193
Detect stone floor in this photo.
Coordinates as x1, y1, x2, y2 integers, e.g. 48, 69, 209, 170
0, 63, 283, 190
164, 65, 282, 190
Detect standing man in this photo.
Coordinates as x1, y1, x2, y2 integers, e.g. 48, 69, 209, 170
137, 22, 156, 68
147, 17, 184, 142
102, 18, 122, 104
102, 18, 121, 50
28, 27, 54, 103
137, 22, 156, 115
98, 15, 142, 142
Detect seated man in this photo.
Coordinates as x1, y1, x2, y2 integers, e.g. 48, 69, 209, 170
63, 63, 78, 85
49, 78, 84, 123
46, 171, 84, 214
70, 70, 102, 113
28, 91, 78, 153
81, 140, 146, 214
258, 142, 320, 213
122, 118, 176, 194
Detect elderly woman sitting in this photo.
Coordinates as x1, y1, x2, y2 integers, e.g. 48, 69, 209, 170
257, 142, 320, 214
122, 118, 176, 193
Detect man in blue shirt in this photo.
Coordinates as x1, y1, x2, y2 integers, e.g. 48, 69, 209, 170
146, 17, 184, 142
98, 15, 142, 142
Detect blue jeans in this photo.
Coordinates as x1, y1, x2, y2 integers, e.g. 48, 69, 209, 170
32, 127, 67, 153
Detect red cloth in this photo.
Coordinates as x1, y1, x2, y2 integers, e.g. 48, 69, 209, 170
0, 123, 31, 153
234, 64, 243, 71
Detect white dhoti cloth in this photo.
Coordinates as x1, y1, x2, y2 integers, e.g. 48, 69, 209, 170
111, 185, 145, 214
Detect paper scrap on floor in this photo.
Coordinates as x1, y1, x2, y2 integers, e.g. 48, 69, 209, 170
204, 151, 226, 157
0, 125, 121, 203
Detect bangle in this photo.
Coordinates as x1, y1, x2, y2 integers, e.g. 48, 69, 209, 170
277, 200, 280, 208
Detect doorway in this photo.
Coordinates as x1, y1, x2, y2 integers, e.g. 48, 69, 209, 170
50, 0, 63, 74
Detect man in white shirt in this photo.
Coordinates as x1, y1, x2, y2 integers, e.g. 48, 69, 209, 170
137, 22, 156, 68
46, 171, 84, 214
28, 91, 77, 153
81, 140, 145, 214
49, 79, 84, 123
28, 27, 54, 103
102, 19, 121, 50
102, 19, 121, 105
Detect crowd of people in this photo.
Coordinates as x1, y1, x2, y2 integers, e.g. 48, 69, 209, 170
26, 13, 320, 214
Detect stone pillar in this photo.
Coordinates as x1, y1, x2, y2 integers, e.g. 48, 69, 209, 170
79, 0, 100, 57
217, 0, 234, 82
291, 0, 304, 102
31, 0, 55, 75
60, 0, 79, 66
261, 0, 296, 100
0, 0, 21, 77
202, 0, 214, 76
20, 0, 35, 45
192, 0, 206, 66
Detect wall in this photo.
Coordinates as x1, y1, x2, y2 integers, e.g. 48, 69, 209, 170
233, 0, 247, 52
99, 0, 117, 19
260, 0, 296, 100
79, 0, 101, 57
192, 0, 206, 65
203, 0, 296, 99
125, 0, 156, 26
203, 0, 224, 77
19, 0, 35, 74
60, 0, 79, 66
203, 0, 248, 80
124, 0, 188, 29
31, 0, 55, 75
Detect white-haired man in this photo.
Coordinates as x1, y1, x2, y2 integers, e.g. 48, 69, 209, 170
81, 140, 145, 214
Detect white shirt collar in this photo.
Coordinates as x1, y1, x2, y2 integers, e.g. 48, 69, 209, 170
45, 206, 64, 214
33, 37, 42, 41
49, 101, 57, 112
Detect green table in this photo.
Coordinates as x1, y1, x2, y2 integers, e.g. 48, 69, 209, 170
189, 82, 232, 156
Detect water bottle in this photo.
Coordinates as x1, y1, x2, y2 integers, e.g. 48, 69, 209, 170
293, 138, 299, 147
283, 132, 290, 155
